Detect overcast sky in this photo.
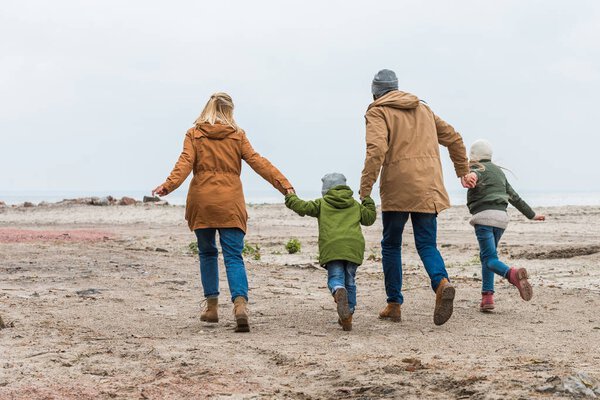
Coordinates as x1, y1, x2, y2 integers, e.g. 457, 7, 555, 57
1, 0, 599, 200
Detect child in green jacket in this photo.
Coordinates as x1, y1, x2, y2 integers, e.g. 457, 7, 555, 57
467, 140, 545, 312
285, 173, 377, 331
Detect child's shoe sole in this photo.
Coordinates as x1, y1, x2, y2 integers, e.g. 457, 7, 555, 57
514, 268, 533, 301
479, 304, 495, 313
334, 288, 351, 321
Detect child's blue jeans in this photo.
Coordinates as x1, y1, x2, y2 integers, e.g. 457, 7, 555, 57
194, 228, 248, 302
474, 224, 510, 293
326, 260, 358, 313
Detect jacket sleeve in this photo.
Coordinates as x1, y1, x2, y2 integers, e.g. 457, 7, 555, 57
359, 196, 377, 226
433, 113, 470, 178
285, 194, 320, 218
241, 133, 293, 195
360, 107, 388, 198
506, 181, 536, 219
162, 130, 196, 194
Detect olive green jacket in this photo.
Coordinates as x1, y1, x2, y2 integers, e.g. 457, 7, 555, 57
285, 186, 377, 266
467, 161, 535, 219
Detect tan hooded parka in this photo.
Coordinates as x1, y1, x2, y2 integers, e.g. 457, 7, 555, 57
360, 91, 469, 213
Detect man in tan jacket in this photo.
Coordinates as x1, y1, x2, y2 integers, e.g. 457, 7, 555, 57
360, 69, 477, 326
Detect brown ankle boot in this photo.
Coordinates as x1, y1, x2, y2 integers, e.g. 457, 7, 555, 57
434, 278, 455, 326
233, 297, 250, 333
338, 315, 353, 331
379, 303, 401, 322
200, 297, 219, 323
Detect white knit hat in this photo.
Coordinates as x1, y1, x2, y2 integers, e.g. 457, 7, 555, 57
469, 139, 493, 161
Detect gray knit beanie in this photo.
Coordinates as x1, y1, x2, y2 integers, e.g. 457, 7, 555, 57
372, 69, 398, 99
469, 139, 493, 161
321, 173, 347, 196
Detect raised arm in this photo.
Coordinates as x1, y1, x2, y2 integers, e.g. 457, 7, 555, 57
159, 130, 196, 195
434, 113, 470, 178
506, 181, 536, 219
359, 196, 377, 226
360, 107, 388, 198
285, 194, 320, 218
241, 133, 293, 195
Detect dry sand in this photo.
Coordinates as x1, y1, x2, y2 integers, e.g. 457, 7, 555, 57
1, 202, 600, 399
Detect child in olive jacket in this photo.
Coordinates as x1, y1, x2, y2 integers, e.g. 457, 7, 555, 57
467, 140, 545, 312
285, 173, 377, 331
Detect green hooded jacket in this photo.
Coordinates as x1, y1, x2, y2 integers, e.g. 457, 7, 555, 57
467, 160, 535, 219
285, 185, 377, 266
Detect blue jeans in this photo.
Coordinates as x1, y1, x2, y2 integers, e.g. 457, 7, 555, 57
381, 212, 449, 304
326, 260, 358, 313
474, 224, 510, 293
194, 228, 248, 303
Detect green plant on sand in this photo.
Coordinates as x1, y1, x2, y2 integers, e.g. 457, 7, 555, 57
285, 238, 301, 254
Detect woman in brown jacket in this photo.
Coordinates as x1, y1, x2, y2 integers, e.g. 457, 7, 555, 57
153, 92, 294, 332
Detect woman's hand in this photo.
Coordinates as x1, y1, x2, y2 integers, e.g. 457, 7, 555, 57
460, 172, 478, 189
533, 214, 546, 221
152, 185, 168, 197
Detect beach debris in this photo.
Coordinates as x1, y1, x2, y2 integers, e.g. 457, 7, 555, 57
23, 201, 35, 207
119, 196, 137, 206
90, 196, 116, 206
155, 247, 168, 253
143, 196, 161, 203
0, 315, 5, 329
76, 288, 103, 297
0, 201, 6, 208
401, 357, 427, 372
536, 372, 600, 397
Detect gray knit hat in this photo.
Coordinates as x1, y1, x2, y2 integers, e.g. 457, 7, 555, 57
372, 69, 398, 98
469, 139, 493, 161
321, 173, 347, 196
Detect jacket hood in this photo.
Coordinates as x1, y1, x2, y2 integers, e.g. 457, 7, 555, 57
323, 185, 355, 209
368, 90, 420, 111
195, 122, 239, 140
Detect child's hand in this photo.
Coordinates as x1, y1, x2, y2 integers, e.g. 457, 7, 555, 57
286, 188, 296, 195
533, 214, 546, 221
460, 172, 478, 189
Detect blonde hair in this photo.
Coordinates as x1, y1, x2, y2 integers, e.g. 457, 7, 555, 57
194, 92, 239, 130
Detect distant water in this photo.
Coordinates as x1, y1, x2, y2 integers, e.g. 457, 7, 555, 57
1, 189, 600, 207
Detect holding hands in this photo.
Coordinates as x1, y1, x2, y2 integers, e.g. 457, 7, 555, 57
461, 172, 478, 189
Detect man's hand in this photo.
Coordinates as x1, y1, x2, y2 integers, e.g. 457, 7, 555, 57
533, 214, 546, 221
152, 185, 168, 197
460, 172, 478, 189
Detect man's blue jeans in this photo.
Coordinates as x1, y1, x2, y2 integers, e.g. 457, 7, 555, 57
381, 212, 449, 304
194, 228, 248, 302
474, 224, 510, 293
326, 260, 358, 313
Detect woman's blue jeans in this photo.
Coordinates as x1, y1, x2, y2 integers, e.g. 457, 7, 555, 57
474, 224, 510, 293
194, 228, 248, 302
381, 212, 449, 304
326, 260, 358, 313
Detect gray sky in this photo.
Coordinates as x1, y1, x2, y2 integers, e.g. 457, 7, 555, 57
1, 0, 599, 199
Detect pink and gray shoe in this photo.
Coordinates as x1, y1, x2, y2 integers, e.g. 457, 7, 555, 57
480, 291, 495, 312
507, 267, 533, 301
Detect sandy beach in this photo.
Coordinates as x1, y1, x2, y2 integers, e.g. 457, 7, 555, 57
1, 202, 600, 399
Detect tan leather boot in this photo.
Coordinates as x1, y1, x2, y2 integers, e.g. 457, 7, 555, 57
338, 315, 353, 331
378, 303, 401, 322
434, 278, 455, 326
233, 297, 250, 333
200, 297, 218, 323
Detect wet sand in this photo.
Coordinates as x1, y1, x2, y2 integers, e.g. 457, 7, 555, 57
1, 203, 599, 399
